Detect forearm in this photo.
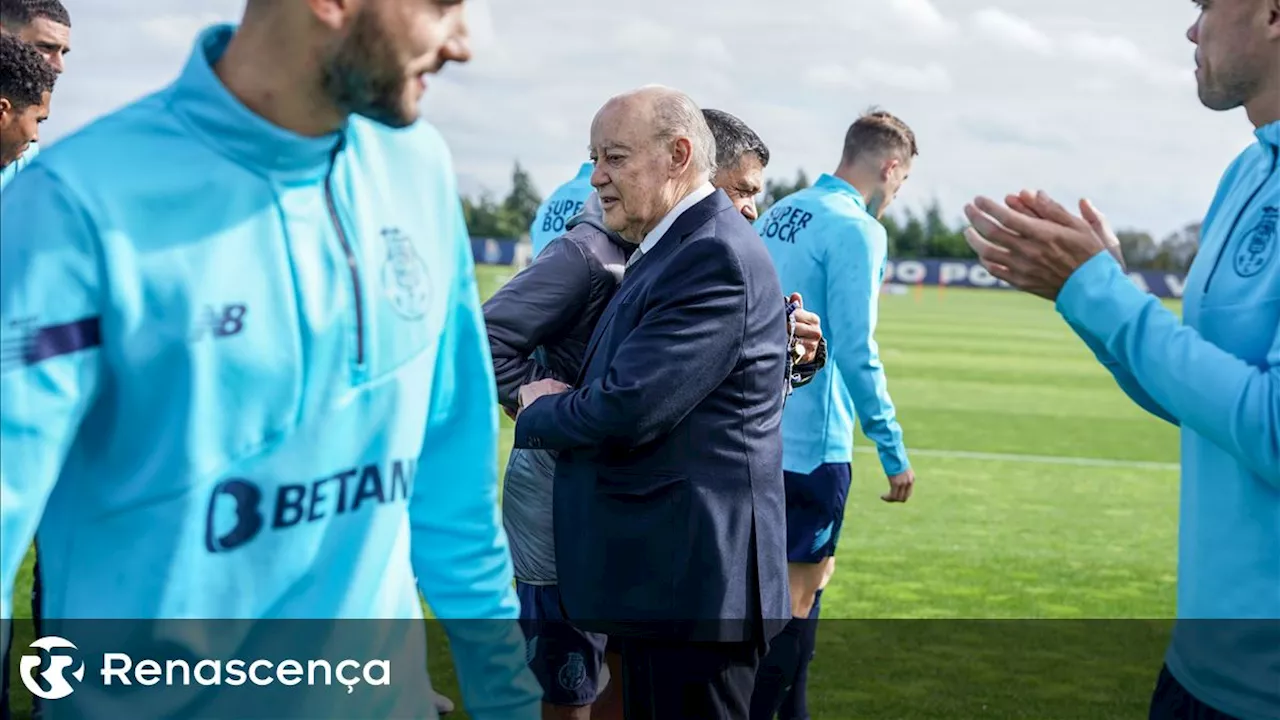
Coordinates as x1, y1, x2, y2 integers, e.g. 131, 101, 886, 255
1058, 252, 1279, 484
838, 347, 910, 475
1065, 317, 1179, 426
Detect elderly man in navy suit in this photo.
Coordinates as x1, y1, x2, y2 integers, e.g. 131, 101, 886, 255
513, 85, 790, 720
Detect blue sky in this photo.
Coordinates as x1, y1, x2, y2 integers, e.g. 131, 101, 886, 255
45, 0, 1254, 240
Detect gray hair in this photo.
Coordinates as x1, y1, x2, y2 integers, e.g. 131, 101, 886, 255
648, 87, 717, 178
702, 108, 770, 173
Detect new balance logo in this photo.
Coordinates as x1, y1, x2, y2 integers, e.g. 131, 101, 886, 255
190, 304, 247, 342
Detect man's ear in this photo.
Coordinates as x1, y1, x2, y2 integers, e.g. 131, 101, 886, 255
670, 137, 693, 177
306, 0, 360, 30
1268, 0, 1280, 39
881, 157, 900, 182
0, 97, 11, 122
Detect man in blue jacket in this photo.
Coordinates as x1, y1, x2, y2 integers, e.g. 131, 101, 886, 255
530, 162, 596, 257
964, 2, 1278, 718
0, 2, 539, 719
750, 109, 919, 720
0, 0, 72, 192
0, 33, 53, 192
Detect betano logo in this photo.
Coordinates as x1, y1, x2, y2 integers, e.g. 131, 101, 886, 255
20, 636, 86, 700
18, 635, 391, 700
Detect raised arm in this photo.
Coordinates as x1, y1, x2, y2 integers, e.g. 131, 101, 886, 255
1057, 252, 1279, 486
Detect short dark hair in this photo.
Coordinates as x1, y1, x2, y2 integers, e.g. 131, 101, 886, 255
0, 33, 56, 109
0, 0, 71, 31
703, 108, 770, 172
841, 108, 918, 165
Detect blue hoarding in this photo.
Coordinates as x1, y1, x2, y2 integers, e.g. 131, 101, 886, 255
471, 240, 1187, 300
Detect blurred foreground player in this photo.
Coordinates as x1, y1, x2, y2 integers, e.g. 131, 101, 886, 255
0, 1, 539, 718
964, 2, 1278, 718
751, 110, 920, 720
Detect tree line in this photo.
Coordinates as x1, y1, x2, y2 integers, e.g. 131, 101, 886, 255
464, 163, 1202, 274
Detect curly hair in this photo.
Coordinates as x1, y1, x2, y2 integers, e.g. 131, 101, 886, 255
0, 34, 56, 109
0, 0, 70, 31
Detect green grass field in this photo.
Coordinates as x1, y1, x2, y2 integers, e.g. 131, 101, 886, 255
6, 266, 1184, 719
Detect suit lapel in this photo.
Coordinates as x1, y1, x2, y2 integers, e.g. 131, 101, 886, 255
575, 191, 731, 383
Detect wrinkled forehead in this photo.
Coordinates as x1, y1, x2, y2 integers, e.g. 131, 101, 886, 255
19, 17, 70, 47
717, 154, 764, 188
590, 100, 656, 150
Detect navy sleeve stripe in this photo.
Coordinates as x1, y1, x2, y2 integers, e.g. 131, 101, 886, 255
23, 316, 102, 365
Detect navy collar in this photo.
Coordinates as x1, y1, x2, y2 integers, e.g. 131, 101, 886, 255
169, 24, 344, 178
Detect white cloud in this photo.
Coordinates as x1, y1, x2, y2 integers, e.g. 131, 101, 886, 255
140, 13, 230, 49
35, 0, 1254, 245
972, 8, 1055, 56
613, 18, 678, 52
886, 0, 959, 42
692, 36, 733, 67
1066, 31, 1190, 87
863, 60, 953, 92
804, 60, 952, 93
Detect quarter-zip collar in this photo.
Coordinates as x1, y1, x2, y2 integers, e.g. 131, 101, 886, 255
1256, 120, 1280, 151
169, 24, 343, 180
814, 173, 867, 211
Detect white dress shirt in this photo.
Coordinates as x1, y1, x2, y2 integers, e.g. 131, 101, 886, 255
627, 181, 716, 268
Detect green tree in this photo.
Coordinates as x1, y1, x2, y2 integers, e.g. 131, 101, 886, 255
759, 169, 811, 215
502, 162, 542, 237
1117, 230, 1158, 268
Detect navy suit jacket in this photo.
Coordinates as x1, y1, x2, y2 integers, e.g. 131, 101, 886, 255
513, 190, 790, 644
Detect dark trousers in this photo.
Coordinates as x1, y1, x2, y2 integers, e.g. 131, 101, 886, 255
1149, 665, 1241, 720
617, 637, 762, 720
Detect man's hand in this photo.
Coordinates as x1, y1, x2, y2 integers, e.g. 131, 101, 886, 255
516, 379, 571, 417
1004, 190, 1126, 271
881, 468, 915, 503
962, 190, 1114, 301
788, 292, 824, 364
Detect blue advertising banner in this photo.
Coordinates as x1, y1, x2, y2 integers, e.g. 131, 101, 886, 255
470, 241, 1188, 300
884, 258, 1187, 300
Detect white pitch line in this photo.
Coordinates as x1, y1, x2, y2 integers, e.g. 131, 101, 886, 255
853, 446, 1179, 471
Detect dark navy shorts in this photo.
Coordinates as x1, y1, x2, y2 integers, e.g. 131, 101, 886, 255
517, 582, 608, 707
784, 462, 853, 563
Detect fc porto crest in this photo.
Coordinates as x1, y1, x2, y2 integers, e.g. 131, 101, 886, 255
1234, 206, 1277, 278
380, 227, 431, 320
557, 652, 587, 692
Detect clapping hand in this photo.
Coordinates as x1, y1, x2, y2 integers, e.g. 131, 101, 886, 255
963, 190, 1123, 301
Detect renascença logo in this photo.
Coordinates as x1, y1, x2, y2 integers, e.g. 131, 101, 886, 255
20, 636, 86, 700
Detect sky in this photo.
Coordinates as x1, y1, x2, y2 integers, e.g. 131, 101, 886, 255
44, 0, 1257, 240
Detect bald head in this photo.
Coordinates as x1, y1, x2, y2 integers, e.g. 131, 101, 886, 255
588, 85, 716, 242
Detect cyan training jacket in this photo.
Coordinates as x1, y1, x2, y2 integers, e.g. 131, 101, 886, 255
1058, 120, 1279, 720
0, 23, 539, 720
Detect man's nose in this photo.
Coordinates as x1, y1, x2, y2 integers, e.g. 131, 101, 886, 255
48, 53, 64, 74
444, 16, 473, 64
590, 164, 608, 189
741, 199, 758, 222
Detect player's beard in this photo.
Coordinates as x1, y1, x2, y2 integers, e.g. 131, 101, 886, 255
319, 6, 412, 129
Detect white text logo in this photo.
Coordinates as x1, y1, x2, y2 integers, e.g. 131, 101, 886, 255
20, 636, 86, 700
